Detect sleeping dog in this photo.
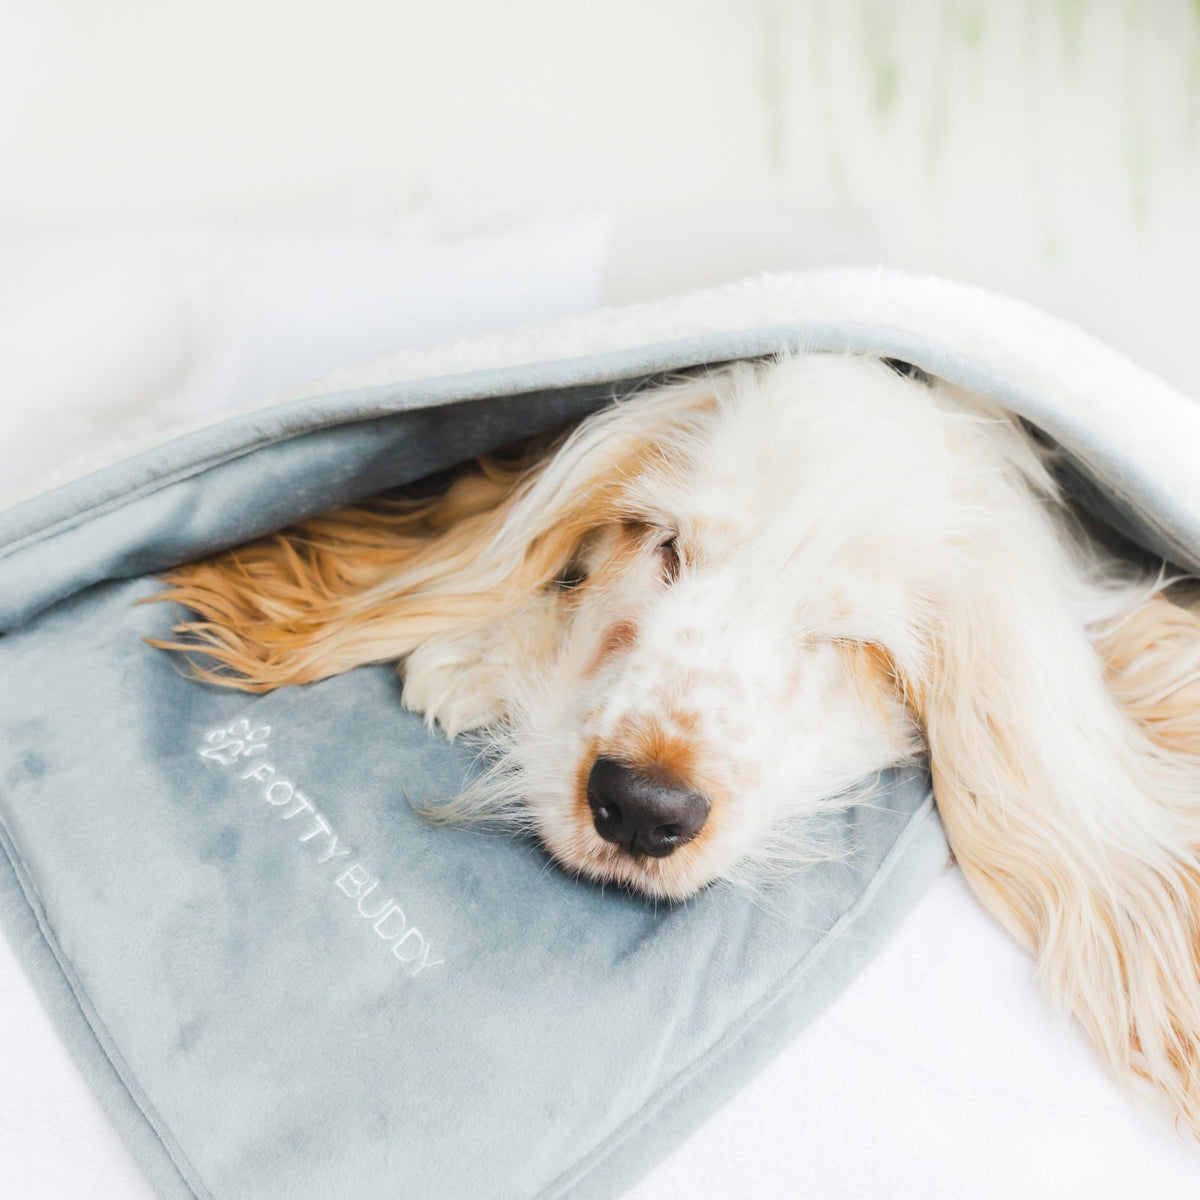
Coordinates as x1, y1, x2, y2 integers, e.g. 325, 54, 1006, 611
154, 353, 1200, 1139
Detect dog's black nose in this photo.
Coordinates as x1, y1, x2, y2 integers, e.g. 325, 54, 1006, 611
586, 756, 710, 858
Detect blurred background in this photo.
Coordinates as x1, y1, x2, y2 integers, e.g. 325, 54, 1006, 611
3, 0, 1200, 496
5, 3, 1200, 1198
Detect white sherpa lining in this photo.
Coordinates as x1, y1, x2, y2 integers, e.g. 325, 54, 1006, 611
8, 268, 1199, 525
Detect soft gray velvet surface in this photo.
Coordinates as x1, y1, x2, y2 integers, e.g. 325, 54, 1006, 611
4, 322, 1190, 1200
0, 575, 943, 1199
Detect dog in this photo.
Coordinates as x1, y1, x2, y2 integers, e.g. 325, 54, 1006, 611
153, 353, 1200, 1139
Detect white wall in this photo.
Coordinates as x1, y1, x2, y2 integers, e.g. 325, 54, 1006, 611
2, 0, 1199, 388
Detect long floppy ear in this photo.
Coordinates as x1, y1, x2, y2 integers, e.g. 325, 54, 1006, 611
151, 378, 716, 734
907, 558, 1200, 1136
151, 448, 559, 732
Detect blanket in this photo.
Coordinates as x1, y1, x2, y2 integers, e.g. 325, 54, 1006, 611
1, 268, 1198, 1199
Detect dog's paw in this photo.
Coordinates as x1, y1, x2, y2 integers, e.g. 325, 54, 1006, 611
400, 593, 564, 739
400, 638, 508, 738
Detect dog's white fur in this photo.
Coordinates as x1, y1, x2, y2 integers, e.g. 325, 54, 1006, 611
156, 354, 1200, 1139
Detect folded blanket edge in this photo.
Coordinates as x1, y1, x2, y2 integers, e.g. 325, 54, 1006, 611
0, 810, 210, 1200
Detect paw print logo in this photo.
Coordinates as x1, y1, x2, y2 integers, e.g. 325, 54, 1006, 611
199, 717, 271, 766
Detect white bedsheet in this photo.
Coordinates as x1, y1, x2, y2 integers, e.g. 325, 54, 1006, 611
2, 217, 1198, 1199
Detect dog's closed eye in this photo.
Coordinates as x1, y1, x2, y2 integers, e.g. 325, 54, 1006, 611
552, 559, 589, 591
616, 519, 683, 584
656, 532, 681, 583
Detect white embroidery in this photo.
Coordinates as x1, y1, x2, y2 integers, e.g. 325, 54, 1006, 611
199, 718, 445, 976
200, 719, 270, 765
315, 837, 351, 866
278, 791, 315, 821
297, 813, 332, 844
265, 780, 295, 806
336, 864, 372, 895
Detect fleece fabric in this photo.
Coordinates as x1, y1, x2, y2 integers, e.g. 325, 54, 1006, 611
0, 269, 1197, 1199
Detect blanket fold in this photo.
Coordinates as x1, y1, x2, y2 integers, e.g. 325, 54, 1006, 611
1, 269, 1196, 1200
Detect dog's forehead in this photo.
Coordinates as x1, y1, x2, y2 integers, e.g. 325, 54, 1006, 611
671, 393, 817, 536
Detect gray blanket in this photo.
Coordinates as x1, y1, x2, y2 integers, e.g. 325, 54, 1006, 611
2, 271, 1196, 1199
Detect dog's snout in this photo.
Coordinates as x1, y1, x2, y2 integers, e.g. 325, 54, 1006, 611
586, 756, 709, 858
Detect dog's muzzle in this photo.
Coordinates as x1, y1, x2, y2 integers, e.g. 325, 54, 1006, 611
586, 756, 710, 858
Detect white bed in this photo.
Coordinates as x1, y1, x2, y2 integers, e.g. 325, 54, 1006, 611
2, 216, 1198, 1199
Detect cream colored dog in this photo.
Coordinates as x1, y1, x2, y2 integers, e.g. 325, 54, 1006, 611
156, 354, 1200, 1139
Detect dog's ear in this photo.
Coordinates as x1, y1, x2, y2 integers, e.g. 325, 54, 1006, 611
1095, 590, 1200, 761
151, 380, 714, 733
904, 567, 1200, 1136
150, 446, 566, 730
